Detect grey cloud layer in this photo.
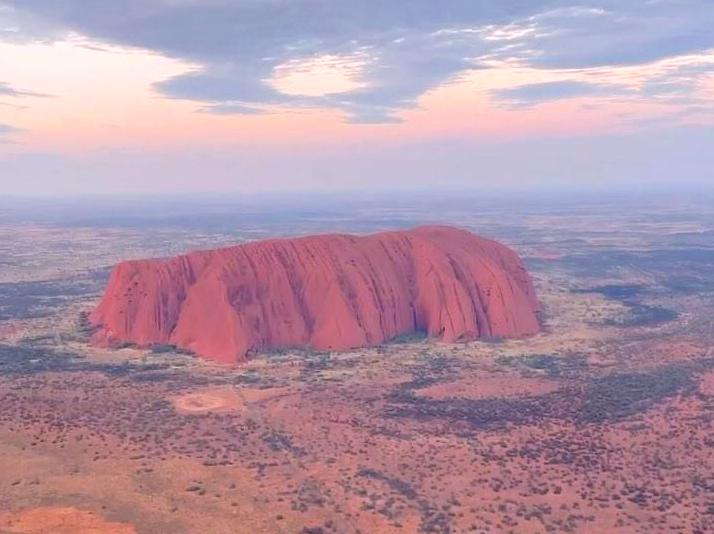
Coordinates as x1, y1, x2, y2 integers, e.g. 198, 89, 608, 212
493, 80, 627, 107
0, 81, 29, 97
0, 122, 23, 142
3, 1, 714, 121
0, 81, 48, 98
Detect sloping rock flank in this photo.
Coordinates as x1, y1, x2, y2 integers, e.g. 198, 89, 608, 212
91, 226, 540, 363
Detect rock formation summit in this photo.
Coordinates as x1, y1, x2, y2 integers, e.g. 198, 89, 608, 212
90, 226, 540, 364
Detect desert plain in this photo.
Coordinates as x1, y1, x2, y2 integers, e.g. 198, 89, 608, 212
1, 193, 713, 533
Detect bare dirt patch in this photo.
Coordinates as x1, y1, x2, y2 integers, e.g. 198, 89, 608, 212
171, 388, 244, 414
0, 507, 136, 534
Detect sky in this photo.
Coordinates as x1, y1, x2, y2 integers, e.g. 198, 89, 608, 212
0, 0, 713, 196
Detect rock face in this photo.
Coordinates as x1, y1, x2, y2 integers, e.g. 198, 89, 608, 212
90, 226, 540, 364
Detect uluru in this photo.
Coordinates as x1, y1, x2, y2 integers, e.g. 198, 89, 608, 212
90, 226, 540, 364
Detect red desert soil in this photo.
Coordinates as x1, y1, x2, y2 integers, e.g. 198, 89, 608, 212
0, 507, 136, 534
0, 323, 21, 343
699, 369, 714, 395
91, 226, 540, 364
414, 375, 559, 401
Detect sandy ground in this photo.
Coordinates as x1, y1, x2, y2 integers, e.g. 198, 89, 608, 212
172, 389, 245, 415
0, 507, 136, 534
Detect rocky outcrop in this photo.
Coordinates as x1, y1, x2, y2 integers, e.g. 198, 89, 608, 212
90, 226, 540, 364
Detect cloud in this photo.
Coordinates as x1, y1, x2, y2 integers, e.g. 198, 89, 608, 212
148, 12, 494, 122
492, 3, 714, 69
3, 1, 714, 121
493, 80, 628, 107
197, 102, 265, 115
0, 80, 49, 98
0, 122, 23, 143
0, 1, 557, 122
0, 122, 21, 134
639, 60, 714, 101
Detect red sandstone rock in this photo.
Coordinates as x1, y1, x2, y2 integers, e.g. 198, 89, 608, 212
90, 226, 540, 364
